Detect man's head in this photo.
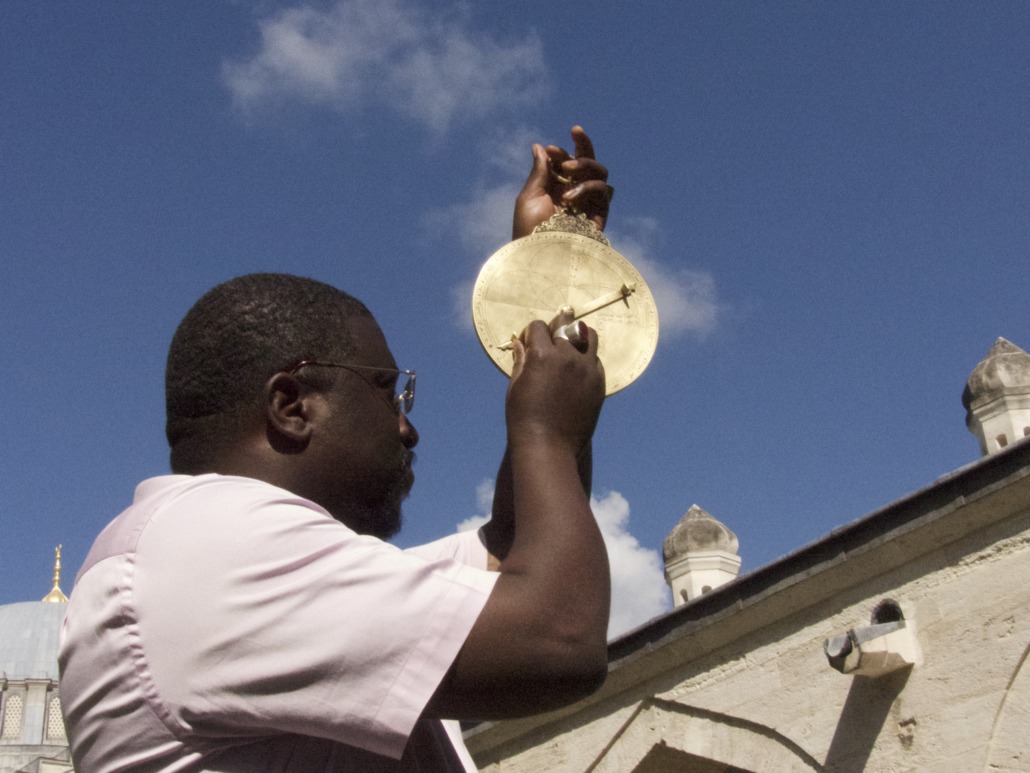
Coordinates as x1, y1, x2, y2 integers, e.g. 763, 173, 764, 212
165, 273, 417, 538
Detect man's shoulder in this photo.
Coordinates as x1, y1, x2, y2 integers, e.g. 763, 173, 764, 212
134, 473, 335, 525
133, 473, 307, 505
77, 474, 335, 582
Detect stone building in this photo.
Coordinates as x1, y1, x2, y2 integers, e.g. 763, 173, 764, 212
0, 550, 73, 773
465, 338, 1030, 771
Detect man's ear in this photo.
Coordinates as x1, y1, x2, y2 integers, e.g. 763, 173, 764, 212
264, 372, 314, 452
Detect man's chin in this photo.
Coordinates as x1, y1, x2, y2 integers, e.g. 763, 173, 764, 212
370, 511, 403, 541
333, 501, 403, 541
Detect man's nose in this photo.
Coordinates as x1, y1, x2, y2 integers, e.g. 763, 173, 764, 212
400, 412, 419, 448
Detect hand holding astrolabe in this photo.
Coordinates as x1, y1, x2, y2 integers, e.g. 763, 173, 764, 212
473, 127, 659, 395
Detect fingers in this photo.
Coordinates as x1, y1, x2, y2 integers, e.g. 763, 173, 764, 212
527, 313, 597, 357
556, 127, 610, 229
563, 179, 612, 231
547, 307, 576, 338
548, 308, 592, 353
518, 143, 553, 198
561, 320, 599, 357
560, 126, 606, 182
584, 323, 600, 357
507, 316, 605, 453
558, 156, 608, 187
520, 319, 554, 350
520, 317, 595, 354
571, 125, 595, 160
545, 144, 572, 168
512, 143, 562, 240
509, 335, 527, 382
546, 128, 607, 186
512, 125, 611, 238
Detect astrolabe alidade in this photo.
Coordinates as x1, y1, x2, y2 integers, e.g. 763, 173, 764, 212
472, 210, 659, 395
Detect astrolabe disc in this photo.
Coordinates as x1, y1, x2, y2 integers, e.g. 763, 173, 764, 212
472, 215, 659, 395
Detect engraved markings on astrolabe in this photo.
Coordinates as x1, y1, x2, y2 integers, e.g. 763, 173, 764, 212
471, 225, 659, 395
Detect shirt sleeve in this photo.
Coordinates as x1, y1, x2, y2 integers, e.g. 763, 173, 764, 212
404, 528, 491, 570
132, 477, 498, 760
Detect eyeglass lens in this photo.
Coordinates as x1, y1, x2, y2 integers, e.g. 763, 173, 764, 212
396, 373, 415, 414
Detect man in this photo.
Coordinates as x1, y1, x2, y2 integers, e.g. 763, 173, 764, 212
59, 127, 613, 771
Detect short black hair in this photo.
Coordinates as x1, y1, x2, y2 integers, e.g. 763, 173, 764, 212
165, 273, 371, 461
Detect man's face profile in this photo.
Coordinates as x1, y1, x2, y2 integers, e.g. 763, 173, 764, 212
303, 315, 418, 540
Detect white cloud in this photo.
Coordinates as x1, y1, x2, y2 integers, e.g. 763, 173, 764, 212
449, 278, 477, 333
483, 125, 542, 176
456, 481, 671, 639
428, 181, 522, 259
424, 125, 539, 258
223, 0, 548, 134
455, 479, 494, 532
455, 513, 490, 533
610, 217, 721, 339
426, 127, 535, 328
590, 490, 672, 638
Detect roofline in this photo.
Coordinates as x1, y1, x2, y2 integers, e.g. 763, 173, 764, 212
606, 436, 1030, 666
466, 439, 1030, 754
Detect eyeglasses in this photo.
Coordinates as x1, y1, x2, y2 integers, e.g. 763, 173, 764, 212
287, 360, 416, 415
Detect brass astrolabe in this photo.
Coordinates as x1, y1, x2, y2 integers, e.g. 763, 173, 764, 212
472, 210, 659, 395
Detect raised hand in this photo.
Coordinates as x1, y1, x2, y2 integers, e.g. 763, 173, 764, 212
512, 126, 612, 240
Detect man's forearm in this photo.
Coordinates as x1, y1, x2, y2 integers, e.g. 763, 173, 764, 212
481, 441, 593, 569
431, 436, 609, 719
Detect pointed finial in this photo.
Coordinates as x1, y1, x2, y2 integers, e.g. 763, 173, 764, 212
42, 545, 69, 603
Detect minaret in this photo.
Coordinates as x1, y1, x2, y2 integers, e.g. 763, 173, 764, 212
963, 338, 1030, 456
663, 504, 741, 607
41, 545, 69, 603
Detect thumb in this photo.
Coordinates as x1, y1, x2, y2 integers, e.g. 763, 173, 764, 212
518, 143, 550, 196
508, 336, 526, 382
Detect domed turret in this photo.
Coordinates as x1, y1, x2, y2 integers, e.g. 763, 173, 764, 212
963, 338, 1030, 456
664, 504, 739, 561
663, 505, 741, 607
0, 549, 73, 770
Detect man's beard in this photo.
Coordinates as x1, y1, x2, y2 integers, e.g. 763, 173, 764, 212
336, 477, 408, 540
332, 451, 414, 540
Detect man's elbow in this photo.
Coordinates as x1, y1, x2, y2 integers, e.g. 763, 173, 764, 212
540, 634, 609, 705
564, 651, 609, 702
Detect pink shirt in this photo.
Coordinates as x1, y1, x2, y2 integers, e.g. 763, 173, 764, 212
59, 475, 497, 772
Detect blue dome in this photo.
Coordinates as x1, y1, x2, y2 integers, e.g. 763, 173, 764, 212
0, 601, 65, 681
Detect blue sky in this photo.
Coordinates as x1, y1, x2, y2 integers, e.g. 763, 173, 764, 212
3, 2, 1028, 635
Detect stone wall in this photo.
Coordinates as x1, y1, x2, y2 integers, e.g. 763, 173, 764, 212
467, 443, 1030, 772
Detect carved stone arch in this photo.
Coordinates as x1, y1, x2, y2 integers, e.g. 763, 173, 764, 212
588, 699, 822, 773
984, 637, 1030, 771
